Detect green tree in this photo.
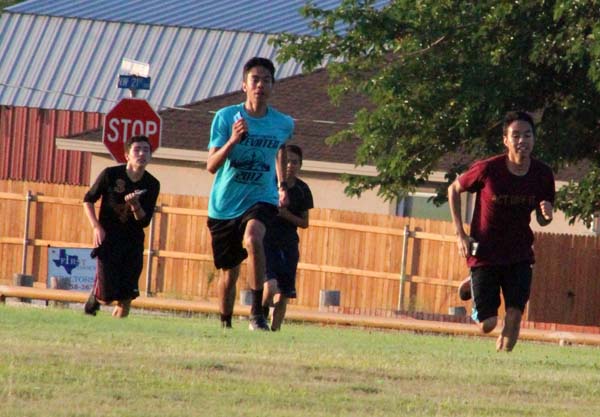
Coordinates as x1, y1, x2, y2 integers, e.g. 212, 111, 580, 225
0, 0, 24, 9
273, 0, 600, 225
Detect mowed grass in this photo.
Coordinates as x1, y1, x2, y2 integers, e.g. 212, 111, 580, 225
0, 304, 599, 417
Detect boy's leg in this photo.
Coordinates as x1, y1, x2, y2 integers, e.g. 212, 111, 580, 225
218, 266, 240, 328
262, 279, 278, 320
497, 307, 521, 352
112, 299, 131, 318
207, 217, 247, 328
497, 262, 532, 352
244, 219, 266, 292
471, 266, 501, 336
479, 316, 498, 334
244, 219, 269, 330
271, 246, 298, 331
271, 294, 288, 331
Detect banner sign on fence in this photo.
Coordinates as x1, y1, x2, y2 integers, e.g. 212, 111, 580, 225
47, 247, 96, 292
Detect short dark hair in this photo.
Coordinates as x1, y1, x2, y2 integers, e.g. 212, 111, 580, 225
502, 111, 535, 137
125, 135, 151, 153
286, 144, 303, 162
243, 57, 275, 81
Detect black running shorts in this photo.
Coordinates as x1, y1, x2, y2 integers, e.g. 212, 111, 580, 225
207, 203, 278, 270
93, 235, 143, 303
470, 261, 532, 322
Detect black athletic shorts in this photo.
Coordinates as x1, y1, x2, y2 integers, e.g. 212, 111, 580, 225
264, 243, 299, 298
470, 261, 532, 322
93, 234, 143, 303
207, 202, 278, 270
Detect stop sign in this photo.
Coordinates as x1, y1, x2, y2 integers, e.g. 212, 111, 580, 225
102, 98, 161, 163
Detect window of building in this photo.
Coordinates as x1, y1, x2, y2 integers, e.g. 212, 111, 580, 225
396, 192, 452, 221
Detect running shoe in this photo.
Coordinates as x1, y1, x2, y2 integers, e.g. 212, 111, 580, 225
248, 315, 270, 331
458, 277, 472, 301
84, 293, 100, 316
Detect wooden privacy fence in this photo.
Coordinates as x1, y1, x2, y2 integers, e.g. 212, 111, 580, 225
0, 181, 470, 316
1, 180, 599, 326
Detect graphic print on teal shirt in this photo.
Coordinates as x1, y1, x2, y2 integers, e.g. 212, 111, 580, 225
208, 103, 294, 219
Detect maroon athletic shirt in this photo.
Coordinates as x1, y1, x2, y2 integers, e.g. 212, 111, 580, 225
459, 154, 555, 267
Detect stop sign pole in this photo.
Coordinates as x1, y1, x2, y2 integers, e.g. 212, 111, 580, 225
102, 98, 162, 163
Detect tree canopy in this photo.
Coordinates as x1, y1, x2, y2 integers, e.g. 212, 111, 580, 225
273, 0, 600, 225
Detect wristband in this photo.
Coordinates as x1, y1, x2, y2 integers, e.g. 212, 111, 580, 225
278, 181, 288, 190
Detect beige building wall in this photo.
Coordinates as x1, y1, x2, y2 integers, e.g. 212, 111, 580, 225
528, 181, 594, 236
90, 154, 595, 236
296, 172, 395, 215
91, 154, 214, 196
530, 210, 592, 235
90, 155, 394, 215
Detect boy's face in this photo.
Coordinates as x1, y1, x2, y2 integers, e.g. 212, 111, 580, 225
503, 120, 534, 161
286, 150, 301, 179
125, 141, 152, 168
242, 66, 273, 102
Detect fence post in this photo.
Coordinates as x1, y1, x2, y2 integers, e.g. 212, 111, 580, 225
14, 273, 34, 302
21, 190, 33, 275
144, 205, 158, 297
397, 225, 410, 312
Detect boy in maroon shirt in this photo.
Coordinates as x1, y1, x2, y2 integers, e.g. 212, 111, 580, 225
448, 111, 554, 352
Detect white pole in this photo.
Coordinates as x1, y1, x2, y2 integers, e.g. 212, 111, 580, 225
397, 225, 410, 312
21, 190, 33, 274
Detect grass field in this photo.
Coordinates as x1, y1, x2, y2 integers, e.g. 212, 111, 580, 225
1, 304, 599, 417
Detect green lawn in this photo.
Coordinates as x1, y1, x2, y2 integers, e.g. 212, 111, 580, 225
0, 304, 599, 417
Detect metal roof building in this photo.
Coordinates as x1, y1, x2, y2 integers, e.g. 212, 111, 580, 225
0, 0, 369, 184
6, 0, 353, 35
0, 0, 326, 114
1, 0, 388, 113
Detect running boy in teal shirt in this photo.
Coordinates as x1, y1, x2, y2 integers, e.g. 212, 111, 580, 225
207, 57, 293, 331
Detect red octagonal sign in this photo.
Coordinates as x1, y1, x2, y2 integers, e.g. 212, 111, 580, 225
102, 98, 161, 163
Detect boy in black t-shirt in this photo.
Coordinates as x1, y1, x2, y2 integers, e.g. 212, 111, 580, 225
83, 136, 160, 318
262, 145, 314, 331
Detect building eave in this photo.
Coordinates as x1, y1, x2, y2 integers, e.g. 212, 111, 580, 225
56, 138, 208, 162
55, 138, 574, 186
55, 138, 379, 176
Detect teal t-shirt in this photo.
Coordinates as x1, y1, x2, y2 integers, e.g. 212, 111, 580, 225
208, 103, 294, 219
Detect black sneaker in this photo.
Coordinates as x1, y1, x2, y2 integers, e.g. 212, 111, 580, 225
221, 319, 232, 329
248, 315, 270, 331
84, 293, 100, 316
458, 277, 472, 301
